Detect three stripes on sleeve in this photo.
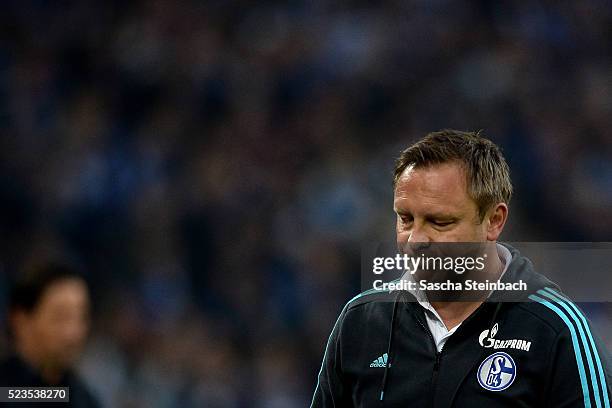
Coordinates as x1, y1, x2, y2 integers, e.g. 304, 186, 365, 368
529, 287, 610, 408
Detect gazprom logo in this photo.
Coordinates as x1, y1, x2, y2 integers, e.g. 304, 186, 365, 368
477, 352, 517, 391
478, 323, 531, 352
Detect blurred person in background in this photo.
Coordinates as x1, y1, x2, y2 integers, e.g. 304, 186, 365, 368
0, 262, 100, 407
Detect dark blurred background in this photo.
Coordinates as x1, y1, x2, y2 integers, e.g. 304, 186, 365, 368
0, 1, 611, 406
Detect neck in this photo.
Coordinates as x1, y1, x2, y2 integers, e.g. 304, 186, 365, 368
430, 244, 504, 330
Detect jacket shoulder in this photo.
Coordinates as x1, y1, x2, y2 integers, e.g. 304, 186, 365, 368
517, 287, 597, 336
345, 287, 395, 312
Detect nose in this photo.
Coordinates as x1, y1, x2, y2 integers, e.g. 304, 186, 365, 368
407, 225, 431, 244
400, 225, 431, 254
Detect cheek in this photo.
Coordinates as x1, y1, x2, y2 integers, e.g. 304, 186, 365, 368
59, 315, 89, 343
34, 315, 82, 348
396, 221, 409, 245
453, 222, 487, 241
71, 320, 89, 343
397, 233, 408, 251
29, 319, 59, 353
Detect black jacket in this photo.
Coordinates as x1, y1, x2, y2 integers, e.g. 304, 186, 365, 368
311, 244, 612, 407
0, 354, 100, 408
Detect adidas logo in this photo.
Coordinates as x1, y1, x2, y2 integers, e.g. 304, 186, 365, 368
369, 353, 389, 368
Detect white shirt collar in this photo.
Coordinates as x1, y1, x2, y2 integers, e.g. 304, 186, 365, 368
398, 242, 513, 320
398, 243, 512, 351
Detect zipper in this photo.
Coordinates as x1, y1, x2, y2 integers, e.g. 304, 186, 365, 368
413, 309, 444, 408
431, 351, 442, 408
407, 301, 494, 408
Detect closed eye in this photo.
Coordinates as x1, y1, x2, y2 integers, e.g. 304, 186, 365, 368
431, 220, 454, 227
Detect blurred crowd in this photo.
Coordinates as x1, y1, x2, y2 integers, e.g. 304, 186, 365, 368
0, 1, 611, 406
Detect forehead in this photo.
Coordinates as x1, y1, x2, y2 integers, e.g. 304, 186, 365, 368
37, 279, 88, 310
394, 162, 474, 213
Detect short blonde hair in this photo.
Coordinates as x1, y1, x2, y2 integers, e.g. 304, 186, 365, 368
393, 129, 513, 220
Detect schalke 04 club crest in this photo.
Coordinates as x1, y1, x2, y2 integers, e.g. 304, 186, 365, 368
477, 351, 517, 391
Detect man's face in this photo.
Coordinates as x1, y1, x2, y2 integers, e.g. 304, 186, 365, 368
17, 279, 90, 370
394, 161, 488, 248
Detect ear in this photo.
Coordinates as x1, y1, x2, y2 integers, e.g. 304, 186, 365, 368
485, 203, 508, 241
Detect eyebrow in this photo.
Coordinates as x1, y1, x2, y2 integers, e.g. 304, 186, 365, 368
426, 213, 458, 219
